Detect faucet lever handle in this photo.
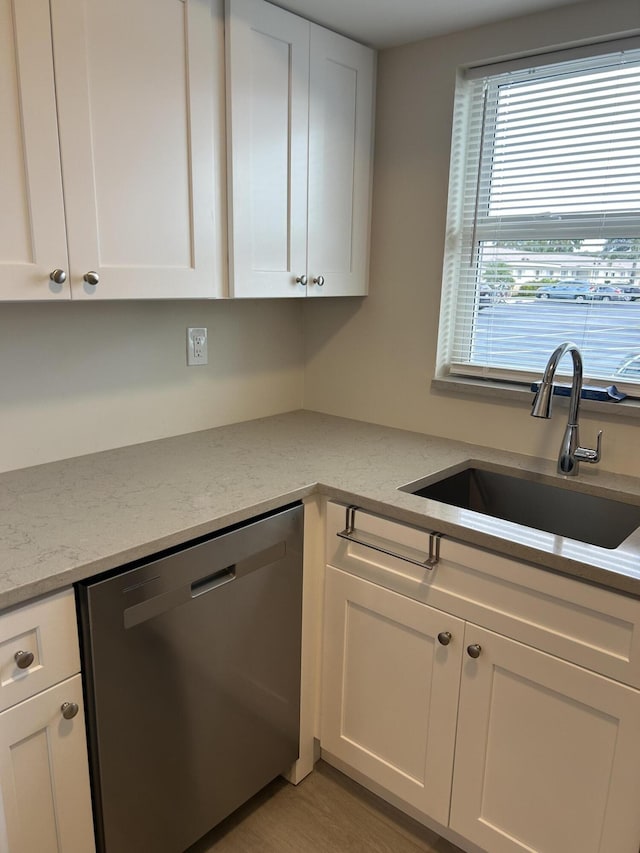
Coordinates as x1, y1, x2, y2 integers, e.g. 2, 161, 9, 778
574, 429, 603, 464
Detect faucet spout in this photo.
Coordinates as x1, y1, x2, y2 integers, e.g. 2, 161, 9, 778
531, 342, 602, 476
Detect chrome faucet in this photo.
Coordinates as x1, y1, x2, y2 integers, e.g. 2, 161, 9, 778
531, 342, 603, 476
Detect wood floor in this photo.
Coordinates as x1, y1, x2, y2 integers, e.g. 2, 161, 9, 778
189, 761, 465, 853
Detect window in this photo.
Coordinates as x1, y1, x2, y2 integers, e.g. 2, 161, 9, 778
438, 41, 640, 396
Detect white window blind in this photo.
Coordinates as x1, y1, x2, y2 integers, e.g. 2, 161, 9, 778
439, 42, 640, 394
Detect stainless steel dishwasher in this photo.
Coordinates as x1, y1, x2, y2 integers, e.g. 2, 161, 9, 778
77, 503, 303, 853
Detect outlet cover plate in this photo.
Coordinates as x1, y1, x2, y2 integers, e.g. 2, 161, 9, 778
187, 327, 208, 365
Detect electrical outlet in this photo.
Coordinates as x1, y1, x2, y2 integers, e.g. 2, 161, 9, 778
187, 327, 208, 366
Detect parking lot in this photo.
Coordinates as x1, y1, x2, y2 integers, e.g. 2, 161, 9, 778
472, 300, 640, 377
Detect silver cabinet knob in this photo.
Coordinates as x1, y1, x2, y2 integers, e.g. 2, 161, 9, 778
312, 275, 325, 286
61, 702, 79, 720
295, 275, 307, 286
467, 644, 482, 659
14, 650, 34, 670
437, 631, 452, 646
49, 269, 67, 284
83, 271, 99, 285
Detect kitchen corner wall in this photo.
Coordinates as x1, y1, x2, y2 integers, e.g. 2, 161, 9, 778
302, 0, 640, 479
0, 300, 304, 473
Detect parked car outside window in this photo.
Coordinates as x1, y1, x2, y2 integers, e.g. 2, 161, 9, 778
535, 281, 624, 301
478, 286, 492, 308
615, 353, 640, 379
478, 284, 507, 308
619, 284, 640, 302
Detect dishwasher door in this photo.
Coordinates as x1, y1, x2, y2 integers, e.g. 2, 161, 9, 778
77, 504, 303, 853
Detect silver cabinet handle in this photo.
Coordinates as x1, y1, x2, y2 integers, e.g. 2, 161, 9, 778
337, 506, 442, 570
437, 631, 452, 646
295, 275, 307, 286
312, 275, 325, 286
84, 271, 99, 285
61, 702, 79, 720
467, 644, 482, 659
14, 650, 34, 669
49, 269, 67, 284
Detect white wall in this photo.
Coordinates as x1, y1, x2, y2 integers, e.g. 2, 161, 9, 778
303, 0, 640, 478
4, 0, 638, 478
0, 300, 304, 473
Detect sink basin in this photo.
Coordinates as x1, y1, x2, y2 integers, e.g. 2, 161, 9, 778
400, 464, 640, 549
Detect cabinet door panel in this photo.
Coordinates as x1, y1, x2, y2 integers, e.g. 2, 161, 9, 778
0, 0, 69, 300
226, 0, 309, 297
0, 675, 95, 853
451, 625, 640, 853
321, 567, 463, 825
52, 0, 222, 298
307, 27, 374, 297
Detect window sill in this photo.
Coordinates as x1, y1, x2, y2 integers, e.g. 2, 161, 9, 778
431, 376, 640, 420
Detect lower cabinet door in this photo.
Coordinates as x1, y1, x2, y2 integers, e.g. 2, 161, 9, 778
321, 566, 464, 825
450, 624, 640, 853
0, 674, 95, 853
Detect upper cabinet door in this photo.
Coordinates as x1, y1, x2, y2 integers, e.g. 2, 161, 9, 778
226, 0, 310, 298
51, 0, 224, 299
226, 0, 375, 299
307, 27, 375, 298
1, 0, 69, 300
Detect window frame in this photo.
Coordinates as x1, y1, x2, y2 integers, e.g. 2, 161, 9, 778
436, 39, 640, 400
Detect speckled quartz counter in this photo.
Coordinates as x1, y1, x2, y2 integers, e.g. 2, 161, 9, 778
2, 410, 640, 609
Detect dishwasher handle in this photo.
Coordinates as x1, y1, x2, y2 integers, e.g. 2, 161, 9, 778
122, 540, 287, 629
191, 566, 235, 597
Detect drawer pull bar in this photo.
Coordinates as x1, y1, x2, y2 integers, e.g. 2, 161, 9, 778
337, 505, 443, 570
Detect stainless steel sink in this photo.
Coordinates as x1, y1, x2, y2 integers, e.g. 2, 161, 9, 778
400, 463, 640, 549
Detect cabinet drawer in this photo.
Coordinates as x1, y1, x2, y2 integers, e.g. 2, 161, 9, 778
326, 502, 640, 688
0, 589, 80, 711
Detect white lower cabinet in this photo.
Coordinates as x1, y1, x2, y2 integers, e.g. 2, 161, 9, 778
0, 675, 94, 853
0, 590, 95, 853
321, 501, 640, 853
322, 567, 463, 826
451, 625, 640, 853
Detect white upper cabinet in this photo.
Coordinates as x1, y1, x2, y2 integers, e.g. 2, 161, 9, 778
53, 0, 224, 299
226, 0, 375, 298
225, 0, 309, 298
1, 0, 224, 301
0, 0, 69, 300
307, 26, 375, 297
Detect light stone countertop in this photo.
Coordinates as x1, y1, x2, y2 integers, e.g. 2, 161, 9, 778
2, 410, 640, 609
